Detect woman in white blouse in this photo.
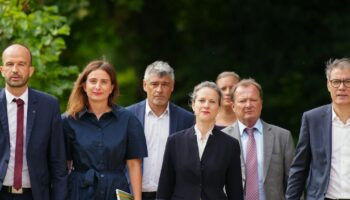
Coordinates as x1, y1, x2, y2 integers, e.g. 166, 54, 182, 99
157, 81, 243, 200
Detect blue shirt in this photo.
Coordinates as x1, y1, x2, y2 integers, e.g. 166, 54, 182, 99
237, 119, 265, 200
62, 105, 148, 200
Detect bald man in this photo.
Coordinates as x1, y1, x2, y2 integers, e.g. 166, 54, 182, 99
0, 44, 67, 200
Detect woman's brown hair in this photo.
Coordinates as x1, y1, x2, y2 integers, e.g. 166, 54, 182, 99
66, 60, 119, 118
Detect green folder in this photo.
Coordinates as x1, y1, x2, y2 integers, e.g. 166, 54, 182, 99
116, 189, 134, 200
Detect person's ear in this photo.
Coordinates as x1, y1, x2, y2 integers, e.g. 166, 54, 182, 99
29, 66, 35, 77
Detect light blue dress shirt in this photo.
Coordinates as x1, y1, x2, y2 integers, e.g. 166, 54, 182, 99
238, 119, 265, 200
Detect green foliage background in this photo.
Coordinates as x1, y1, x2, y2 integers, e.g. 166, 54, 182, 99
1, 0, 350, 139
0, 0, 78, 109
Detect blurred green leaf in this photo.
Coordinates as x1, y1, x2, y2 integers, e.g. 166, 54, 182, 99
0, 1, 78, 111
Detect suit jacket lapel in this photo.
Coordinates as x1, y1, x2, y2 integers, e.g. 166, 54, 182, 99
138, 100, 146, 127
231, 123, 243, 156
26, 89, 37, 146
201, 129, 216, 161
0, 90, 10, 143
188, 128, 201, 176
323, 105, 332, 164
262, 120, 274, 182
225, 122, 246, 184
169, 103, 177, 135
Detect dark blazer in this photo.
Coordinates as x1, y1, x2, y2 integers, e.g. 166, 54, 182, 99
157, 127, 243, 200
286, 104, 333, 200
223, 120, 295, 200
0, 88, 67, 200
126, 100, 195, 134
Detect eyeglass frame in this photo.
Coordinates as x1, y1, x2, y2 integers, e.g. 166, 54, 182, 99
328, 79, 350, 88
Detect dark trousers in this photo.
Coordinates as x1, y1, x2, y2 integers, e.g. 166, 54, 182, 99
142, 192, 156, 200
0, 189, 33, 200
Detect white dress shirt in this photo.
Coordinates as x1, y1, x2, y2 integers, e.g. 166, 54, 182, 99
325, 108, 350, 199
142, 101, 170, 192
194, 125, 213, 160
3, 88, 31, 188
237, 119, 265, 200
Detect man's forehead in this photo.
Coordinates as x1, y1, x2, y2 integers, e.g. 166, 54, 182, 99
148, 74, 173, 81
3, 55, 29, 63
330, 68, 350, 76
236, 85, 255, 92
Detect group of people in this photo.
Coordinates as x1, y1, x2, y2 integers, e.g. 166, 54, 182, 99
0, 43, 349, 200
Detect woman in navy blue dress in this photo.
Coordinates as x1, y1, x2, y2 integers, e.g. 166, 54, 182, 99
62, 60, 147, 200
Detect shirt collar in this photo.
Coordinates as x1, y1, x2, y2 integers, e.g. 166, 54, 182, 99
237, 119, 263, 136
145, 99, 169, 117
77, 107, 88, 118
331, 105, 350, 125
331, 105, 338, 121
194, 125, 214, 137
77, 105, 118, 119
5, 88, 29, 105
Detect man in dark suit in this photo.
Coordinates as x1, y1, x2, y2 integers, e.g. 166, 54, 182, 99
0, 44, 67, 200
127, 61, 194, 200
286, 58, 350, 200
222, 78, 294, 200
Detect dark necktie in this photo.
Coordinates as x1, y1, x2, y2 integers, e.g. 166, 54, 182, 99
245, 127, 259, 200
13, 98, 24, 190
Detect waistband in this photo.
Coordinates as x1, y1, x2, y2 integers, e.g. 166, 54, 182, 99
142, 192, 157, 198
1, 186, 31, 194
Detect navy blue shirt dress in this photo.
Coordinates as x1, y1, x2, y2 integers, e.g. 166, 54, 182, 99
62, 105, 148, 200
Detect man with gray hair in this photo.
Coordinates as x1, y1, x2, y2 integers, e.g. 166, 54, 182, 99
127, 60, 194, 200
286, 58, 350, 200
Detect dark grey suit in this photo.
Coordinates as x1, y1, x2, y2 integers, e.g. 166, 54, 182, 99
286, 104, 333, 200
222, 120, 294, 200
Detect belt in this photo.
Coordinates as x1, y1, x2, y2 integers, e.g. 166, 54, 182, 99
142, 192, 157, 198
2, 186, 31, 194
325, 198, 350, 200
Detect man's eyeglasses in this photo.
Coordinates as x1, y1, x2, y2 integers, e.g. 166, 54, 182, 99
329, 79, 350, 88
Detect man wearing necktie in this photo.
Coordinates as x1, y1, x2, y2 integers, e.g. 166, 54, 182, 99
222, 78, 295, 200
0, 44, 67, 200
